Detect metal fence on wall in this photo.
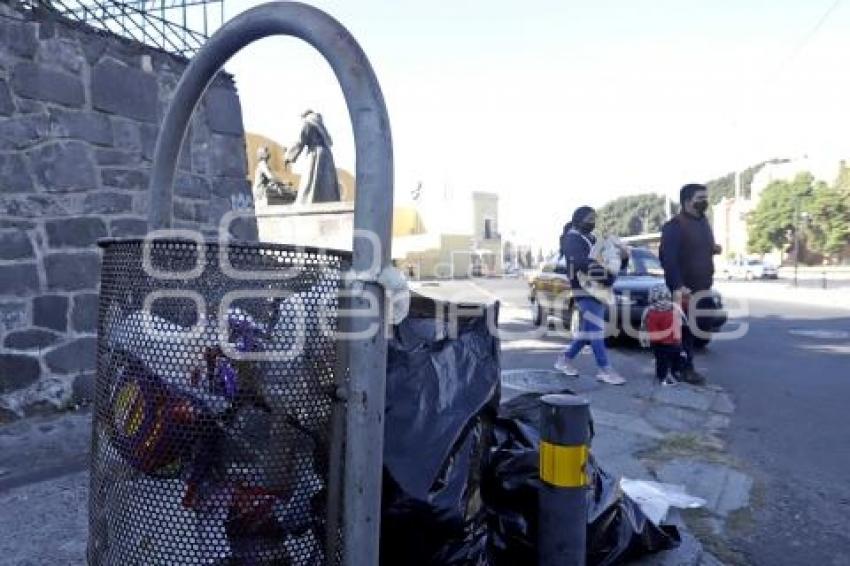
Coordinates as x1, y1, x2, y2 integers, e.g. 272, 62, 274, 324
20, 0, 224, 56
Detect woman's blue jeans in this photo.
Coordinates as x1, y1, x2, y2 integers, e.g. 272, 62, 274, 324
563, 296, 609, 368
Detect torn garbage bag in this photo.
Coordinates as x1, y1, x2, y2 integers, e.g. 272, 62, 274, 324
483, 392, 681, 566
381, 294, 501, 565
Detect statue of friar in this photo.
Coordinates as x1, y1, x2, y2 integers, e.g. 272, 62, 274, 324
284, 110, 341, 204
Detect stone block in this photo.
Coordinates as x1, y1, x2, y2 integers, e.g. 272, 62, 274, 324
45, 252, 100, 291
48, 108, 113, 146
174, 173, 211, 199
191, 132, 210, 174
0, 220, 35, 229
0, 230, 34, 260
0, 263, 39, 296
101, 168, 148, 191
130, 192, 149, 215
112, 118, 142, 153
209, 196, 231, 226
0, 354, 40, 393
109, 218, 148, 238
71, 292, 99, 333
81, 191, 132, 214
209, 134, 247, 178
45, 337, 97, 374
92, 59, 158, 122
14, 98, 43, 114
4, 329, 60, 350
80, 35, 107, 65
0, 302, 28, 332
33, 295, 68, 331
0, 79, 14, 116
0, 114, 49, 150
45, 217, 107, 248
0, 19, 38, 59
38, 38, 85, 74
104, 39, 146, 67
204, 87, 244, 135
174, 198, 210, 223
0, 153, 34, 193
10, 62, 85, 108
72, 372, 95, 404
28, 141, 97, 193
140, 123, 158, 161
38, 17, 55, 40
94, 148, 139, 166
0, 195, 69, 218
211, 176, 250, 199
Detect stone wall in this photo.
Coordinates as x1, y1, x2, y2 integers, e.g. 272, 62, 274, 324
0, 2, 255, 419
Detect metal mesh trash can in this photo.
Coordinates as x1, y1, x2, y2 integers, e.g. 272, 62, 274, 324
88, 238, 348, 565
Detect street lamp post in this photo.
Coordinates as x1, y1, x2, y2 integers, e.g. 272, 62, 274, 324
792, 200, 810, 287
793, 202, 800, 287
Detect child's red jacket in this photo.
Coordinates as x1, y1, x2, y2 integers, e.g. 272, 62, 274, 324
644, 308, 683, 346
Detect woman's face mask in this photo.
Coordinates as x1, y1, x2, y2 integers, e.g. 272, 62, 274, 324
578, 212, 596, 233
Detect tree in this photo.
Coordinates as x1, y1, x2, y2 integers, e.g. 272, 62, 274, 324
835, 161, 850, 193
594, 193, 667, 238
747, 173, 818, 254
807, 186, 850, 258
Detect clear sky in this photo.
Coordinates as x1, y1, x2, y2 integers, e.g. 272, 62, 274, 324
218, 0, 850, 245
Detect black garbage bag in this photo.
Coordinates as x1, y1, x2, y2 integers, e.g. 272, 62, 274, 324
381, 295, 501, 566
483, 392, 681, 566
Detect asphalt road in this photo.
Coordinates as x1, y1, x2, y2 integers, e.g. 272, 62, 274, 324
415, 276, 850, 566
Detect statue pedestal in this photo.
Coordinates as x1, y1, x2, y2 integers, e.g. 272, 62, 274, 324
255, 201, 355, 251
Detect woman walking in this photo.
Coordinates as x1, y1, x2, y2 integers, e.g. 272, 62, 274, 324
555, 206, 628, 385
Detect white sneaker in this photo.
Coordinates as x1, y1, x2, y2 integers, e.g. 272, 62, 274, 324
661, 376, 678, 387
554, 356, 579, 376
596, 367, 626, 385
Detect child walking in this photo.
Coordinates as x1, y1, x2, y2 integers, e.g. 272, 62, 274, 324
641, 285, 688, 386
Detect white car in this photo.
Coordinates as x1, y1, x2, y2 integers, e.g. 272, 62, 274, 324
721, 258, 778, 280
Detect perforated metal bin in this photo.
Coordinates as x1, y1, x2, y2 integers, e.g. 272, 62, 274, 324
88, 238, 349, 565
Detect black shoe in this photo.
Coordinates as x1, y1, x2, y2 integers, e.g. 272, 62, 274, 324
682, 368, 706, 385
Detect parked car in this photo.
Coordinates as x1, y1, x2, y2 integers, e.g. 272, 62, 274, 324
528, 247, 727, 347
721, 258, 778, 280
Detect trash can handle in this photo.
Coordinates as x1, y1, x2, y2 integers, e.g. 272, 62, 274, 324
148, 4, 393, 565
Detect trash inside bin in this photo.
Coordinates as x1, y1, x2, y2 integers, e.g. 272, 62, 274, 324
381, 294, 501, 565
89, 239, 347, 565
483, 391, 681, 566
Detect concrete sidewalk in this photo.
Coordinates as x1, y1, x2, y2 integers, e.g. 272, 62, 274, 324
503, 366, 748, 565
715, 280, 850, 312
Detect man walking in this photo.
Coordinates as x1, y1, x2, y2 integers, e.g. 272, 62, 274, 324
660, 184, 722, 385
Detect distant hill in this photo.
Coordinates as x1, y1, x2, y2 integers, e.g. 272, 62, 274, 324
705, 159, 790, 204
595, 193, 668, 238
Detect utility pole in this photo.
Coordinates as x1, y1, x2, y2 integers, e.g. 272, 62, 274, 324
793, 200, 800, 287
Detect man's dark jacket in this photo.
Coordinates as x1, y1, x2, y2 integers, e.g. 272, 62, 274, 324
659, 212, 716, 292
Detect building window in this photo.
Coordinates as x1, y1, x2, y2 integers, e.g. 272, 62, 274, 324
484, 218, 495, 240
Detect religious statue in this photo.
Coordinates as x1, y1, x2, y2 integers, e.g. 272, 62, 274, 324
284, 110, 341, 204
252, 146, 295, 204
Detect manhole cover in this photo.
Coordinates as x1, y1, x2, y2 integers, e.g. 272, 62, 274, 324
788, 329, 850, 340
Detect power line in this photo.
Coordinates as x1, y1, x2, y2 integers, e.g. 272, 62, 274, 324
771, 0, 842, 78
